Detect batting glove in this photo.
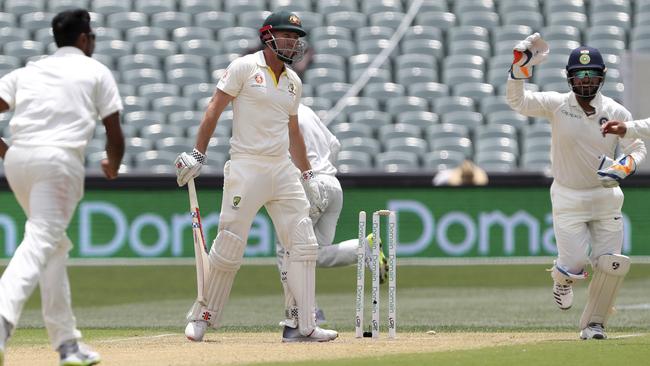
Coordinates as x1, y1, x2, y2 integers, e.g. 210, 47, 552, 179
597, 154, 636, 188
509, 33, 549, 80
300, 170, 329, 218
175, 148, 206, 187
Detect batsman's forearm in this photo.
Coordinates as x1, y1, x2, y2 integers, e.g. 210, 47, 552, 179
195, 90, 232, 154
0, 138, 7, 159
194, 117, 217, 154
289, 135, 311, 172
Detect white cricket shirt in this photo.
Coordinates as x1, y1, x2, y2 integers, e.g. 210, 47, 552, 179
0, 47, 122, 154
298, 103, 340, 176
217, 51, 302, 157
624, 119, 650, 139
506, 79, 646, 189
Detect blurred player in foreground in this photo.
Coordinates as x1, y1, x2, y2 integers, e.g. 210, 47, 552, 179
276, 103, 388, 325
0, 9, 124, 365
506, 34, 646, 339
174, 11, 337, 343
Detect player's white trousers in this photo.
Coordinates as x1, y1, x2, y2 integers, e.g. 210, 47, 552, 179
551, 180, 624, 273
217, 155, 317, 327
218, 154, 312, 246
0, 146, 84, 349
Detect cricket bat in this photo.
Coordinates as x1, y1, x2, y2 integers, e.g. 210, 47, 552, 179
187, 178, 210, 304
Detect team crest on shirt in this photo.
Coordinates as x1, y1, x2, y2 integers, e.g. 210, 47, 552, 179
251, 73, 265, 88
232, 195, 241, 209
288, 82, 296, 96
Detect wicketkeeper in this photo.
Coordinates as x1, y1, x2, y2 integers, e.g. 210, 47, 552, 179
506, 33, 646, 339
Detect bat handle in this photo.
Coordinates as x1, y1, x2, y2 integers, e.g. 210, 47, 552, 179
188, 178, 199, 209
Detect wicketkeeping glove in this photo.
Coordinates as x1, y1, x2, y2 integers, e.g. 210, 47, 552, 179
301, 170, 329, 219
597, 154, 636, 188
509, 32, 549, 80
175, 148, 206, 187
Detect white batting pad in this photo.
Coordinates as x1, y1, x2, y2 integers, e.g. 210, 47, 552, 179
279, 248, 298, 329
188, 230, 244, 328
286, 218, 318, 335
580, 254, 630, 329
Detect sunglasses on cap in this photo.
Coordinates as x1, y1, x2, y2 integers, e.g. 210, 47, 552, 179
571, 70, 603, 79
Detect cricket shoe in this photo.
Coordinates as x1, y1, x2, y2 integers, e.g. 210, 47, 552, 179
365, 234, 388, 284
580, 323, 607, 340
185, 320, 208, 342
282, 326, 338, 343
552, 282, 573, 310
58, 340, 101, 366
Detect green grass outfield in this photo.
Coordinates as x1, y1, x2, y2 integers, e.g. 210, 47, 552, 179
4, 263, 650, 365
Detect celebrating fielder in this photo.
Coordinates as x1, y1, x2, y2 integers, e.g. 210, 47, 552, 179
174, 11, 337, 343
0, 9, 124, 365
506, 34, 646, 339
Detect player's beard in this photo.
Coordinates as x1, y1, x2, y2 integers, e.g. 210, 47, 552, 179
569, 77, 604, 98
265, 37, 306, 64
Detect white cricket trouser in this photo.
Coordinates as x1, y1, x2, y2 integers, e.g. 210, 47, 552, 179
551, 180, 624, 274
218, 155, 312, 252
217, 155, 316, 328
276, 174, 357, 268
0, 146, 84, 349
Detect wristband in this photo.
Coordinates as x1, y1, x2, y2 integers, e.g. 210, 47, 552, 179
301, 169, 314, 181
192, 148, 207, 165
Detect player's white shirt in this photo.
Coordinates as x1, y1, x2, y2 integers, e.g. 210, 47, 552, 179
0, 47, 122, 154
298, 103, 339, 176
506, 79, 646, 189
217, 50, 302, 157
624, 119, 650, 139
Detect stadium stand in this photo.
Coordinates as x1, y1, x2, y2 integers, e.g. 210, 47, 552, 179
0, 0, 639, 174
